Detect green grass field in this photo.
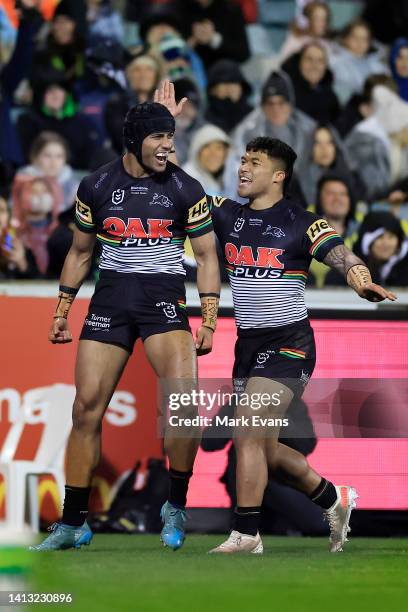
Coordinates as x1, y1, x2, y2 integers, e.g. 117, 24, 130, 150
31, 535, 407, 612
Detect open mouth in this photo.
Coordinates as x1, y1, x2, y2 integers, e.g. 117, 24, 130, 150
239, 175, 252, 187
155, 152, 169, 165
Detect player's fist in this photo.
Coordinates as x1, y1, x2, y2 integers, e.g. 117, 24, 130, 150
49, 317, 72, 344
359, 283, 397, 302
195, 326, 213, 356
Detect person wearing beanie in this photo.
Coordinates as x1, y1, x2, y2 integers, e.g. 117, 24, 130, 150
172, 77, 205, 165
104, 52, 162, 154
205, 59, 253, 134
233, 71, 315, 160
346, 85, 408, 200
30, 82, 220, 554
86, 0, 124, 44
353, 212, 408, 286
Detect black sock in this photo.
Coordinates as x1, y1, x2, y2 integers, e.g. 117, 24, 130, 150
234, 506, 261, 536
62, 485, 91, 526
309, 478, 338, 509
168, 468, 192, 508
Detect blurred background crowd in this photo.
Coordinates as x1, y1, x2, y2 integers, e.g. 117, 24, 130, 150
1, 0, 408, 287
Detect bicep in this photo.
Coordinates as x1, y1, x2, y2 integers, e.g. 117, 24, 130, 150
190, 232, 218, 264
71, 227, 96, 255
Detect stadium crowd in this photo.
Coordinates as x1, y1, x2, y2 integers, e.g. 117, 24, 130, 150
1, 0, 408, 286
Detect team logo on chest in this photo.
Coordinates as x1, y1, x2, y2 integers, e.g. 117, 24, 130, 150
111, 189, 125, 205
150, 193, 173, 208
234, 218, 245, 232
263, 225, 285, 238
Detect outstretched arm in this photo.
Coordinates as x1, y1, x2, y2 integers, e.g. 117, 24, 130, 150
323, 244, 397, 302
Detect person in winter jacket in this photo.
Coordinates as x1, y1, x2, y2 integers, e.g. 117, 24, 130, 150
390, 38, 408, 102
205, 59, 253, 134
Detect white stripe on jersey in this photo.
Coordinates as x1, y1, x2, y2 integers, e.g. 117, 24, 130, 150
99, 243, 186, 275
230, 276, 308, 328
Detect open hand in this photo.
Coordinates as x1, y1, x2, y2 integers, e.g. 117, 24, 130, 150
359, 283, 397, 302
154, 79, 187, 118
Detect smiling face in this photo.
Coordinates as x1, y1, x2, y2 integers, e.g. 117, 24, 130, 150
238, 150, 285, 199
141, 132, 174, 172
371, 231, 399, 261
320, 181, 351, 221
198, 141, 229, 174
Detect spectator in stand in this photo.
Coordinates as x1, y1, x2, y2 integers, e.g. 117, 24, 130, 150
173, 78, 205, 166
329, 20, 387, 106
17, 75, 100, 170
0, 185, 38, 280
180, 0, 250, 68
105, 53, 162, 155
335, 73, 397, 139
76, 37, 127, 143
205, 59, 253, 135
11, 176, 62, 274
0, 1, 43, 167
346, 86, 408, 201
86, 0, 124, 43
354, 212, 408, 287
33, 1, 85, 86
281, 42, 339, 124
296, 125, 358, 206
232, 71, 316, 163
139, 10, 207, 90
310, 174, 360, 287
390, 39, 408, 102
278, 1, 332, 64
183, 124, 231, 196
13, 132, 78, 212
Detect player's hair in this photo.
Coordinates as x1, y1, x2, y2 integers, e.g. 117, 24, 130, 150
246, 137, 297, 192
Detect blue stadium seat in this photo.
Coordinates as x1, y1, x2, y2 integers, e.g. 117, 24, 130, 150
257, 0, 296, 25
329, 1, 364, 30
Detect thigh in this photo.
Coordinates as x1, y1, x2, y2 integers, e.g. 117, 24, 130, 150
75, 339, 130, 416
143, 330, 197, 379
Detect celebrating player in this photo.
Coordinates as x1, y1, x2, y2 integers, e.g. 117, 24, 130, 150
208, 137, 396, 554
31, 84, 220, 552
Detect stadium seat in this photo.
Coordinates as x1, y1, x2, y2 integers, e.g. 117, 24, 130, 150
257, 0, 296, 25
329, 1, 364, 30
0, 384, 75, 533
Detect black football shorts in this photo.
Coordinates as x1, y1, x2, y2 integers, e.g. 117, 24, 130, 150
80, 271, 191, 353
232, 319, 316, 397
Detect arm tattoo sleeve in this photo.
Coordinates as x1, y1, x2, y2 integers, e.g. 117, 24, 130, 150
200, 296, 219, 331
323, 245, 373, 293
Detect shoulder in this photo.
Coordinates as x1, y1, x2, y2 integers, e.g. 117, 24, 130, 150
77, 158, 120, 204
167, 162, 206, 201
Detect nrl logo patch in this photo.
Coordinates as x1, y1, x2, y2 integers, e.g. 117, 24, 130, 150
111, 189, 125, 205
150, 193, 173, 208
233, 218, 245, 233
156, 301, 177, 318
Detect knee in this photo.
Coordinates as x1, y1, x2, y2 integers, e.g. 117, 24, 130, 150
72, 395, 103, 432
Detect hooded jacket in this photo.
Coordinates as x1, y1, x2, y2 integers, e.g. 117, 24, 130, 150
281, 50, 340, 124
182, 124, 231, 195
205, 59, 253, 134
390, 38, 408, 102
353, 212, 408, 286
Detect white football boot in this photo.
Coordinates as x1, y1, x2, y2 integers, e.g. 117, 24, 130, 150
209, 530, 263, 554
324, 485, 358, 552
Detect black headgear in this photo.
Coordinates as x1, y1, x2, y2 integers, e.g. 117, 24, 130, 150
123, 103, 175, 169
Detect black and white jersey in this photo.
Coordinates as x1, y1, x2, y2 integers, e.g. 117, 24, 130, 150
75, 158, 212, 275
210, 196, 344, 329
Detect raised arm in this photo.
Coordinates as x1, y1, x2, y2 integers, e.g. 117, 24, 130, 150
323, 244, 397, 302
190, 231, 221, 355
49, 228, 96, 343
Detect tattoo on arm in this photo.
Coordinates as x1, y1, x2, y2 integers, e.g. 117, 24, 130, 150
323, 245, 372, 293
201, 296, 219, 331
